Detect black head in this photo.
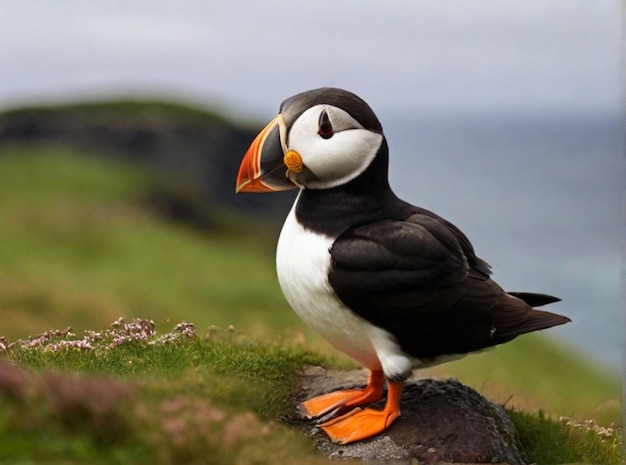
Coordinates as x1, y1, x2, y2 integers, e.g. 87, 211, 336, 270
236, 87, 386, 192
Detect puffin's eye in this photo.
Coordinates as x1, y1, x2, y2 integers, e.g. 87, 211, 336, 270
317, 110, 334, 139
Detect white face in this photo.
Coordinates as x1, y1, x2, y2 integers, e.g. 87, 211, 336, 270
286, 104, 384, 189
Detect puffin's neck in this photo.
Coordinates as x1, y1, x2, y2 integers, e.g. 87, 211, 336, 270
294, 140, 399, 237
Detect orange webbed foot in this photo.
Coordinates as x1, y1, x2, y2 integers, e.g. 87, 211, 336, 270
320, 405, 400, 444
300, 370, 384, 419
318, 380, 403, 444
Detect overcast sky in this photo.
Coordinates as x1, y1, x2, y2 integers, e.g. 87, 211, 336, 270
1, 1, 623, 370
0, 1, 621, 117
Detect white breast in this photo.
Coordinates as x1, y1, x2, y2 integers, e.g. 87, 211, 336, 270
276, 196, 414, 379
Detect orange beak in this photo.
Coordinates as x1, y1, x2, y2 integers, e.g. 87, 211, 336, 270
235, 114, 297, 193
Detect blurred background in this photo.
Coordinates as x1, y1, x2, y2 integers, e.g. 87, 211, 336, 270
0, 0, 622, 380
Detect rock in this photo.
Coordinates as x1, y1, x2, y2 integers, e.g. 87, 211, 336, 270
289, 366, 528, 465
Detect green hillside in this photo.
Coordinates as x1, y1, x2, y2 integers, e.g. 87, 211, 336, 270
0, 148, 622, 464
0, 148, 294, 338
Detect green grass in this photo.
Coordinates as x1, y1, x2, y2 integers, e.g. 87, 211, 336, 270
1, 321, 621, 465
0, 147, 622, 464
3, 325, 324, 419
510, 409, 623, 465
0, 148, 296, 340
0, 323, 331, 464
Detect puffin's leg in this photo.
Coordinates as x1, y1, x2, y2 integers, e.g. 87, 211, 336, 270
300, 370, 384, 419
318, 379, 402, 444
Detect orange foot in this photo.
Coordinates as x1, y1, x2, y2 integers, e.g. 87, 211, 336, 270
319, 380, 403, 444
300, 370, 384, 418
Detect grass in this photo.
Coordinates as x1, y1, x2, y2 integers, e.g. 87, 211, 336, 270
0, 147, 296, 340
511, 410, 623, 465
2, 321, 325, 420
0, 322, 331, 464
0, 147, 622, 464
0, 320, 622, 465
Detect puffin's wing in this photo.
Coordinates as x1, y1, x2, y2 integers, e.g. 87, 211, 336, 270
328, 213, 569, 359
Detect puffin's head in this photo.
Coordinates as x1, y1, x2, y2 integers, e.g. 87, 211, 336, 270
236, 87, 385, 192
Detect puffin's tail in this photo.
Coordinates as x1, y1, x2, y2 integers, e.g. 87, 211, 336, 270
492, 308, 570, 343
491, 293, 571, 343
520, 308, 571, 333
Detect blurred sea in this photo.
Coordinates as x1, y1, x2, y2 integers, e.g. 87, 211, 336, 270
382, 110, 623, 374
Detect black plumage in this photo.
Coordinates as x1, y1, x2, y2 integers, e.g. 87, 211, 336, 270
328, 212, 569, 363
290, 108, 569, 367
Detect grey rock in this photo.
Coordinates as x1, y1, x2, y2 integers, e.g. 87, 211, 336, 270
290, 366, 528, 465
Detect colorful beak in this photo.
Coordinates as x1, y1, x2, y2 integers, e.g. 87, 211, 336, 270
235, 114, 297, 193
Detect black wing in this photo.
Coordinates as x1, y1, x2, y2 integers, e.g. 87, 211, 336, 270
328, 213, 570, 360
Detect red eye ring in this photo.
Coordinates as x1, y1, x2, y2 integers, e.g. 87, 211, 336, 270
318, 110, 334, 139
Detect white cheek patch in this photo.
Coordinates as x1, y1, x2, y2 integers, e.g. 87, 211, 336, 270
304, 129, 382, 188
287, 105, 383, 189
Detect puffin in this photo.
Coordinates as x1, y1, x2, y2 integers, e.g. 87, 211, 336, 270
235, 87, 571, 445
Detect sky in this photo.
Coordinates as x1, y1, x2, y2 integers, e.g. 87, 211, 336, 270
0, 1, 623, 370
1, 1, 621, 117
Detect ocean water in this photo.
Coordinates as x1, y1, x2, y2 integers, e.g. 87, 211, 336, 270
381, 111, 623, 373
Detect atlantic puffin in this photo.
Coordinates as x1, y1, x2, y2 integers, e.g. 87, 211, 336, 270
235, 87, 570, 445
